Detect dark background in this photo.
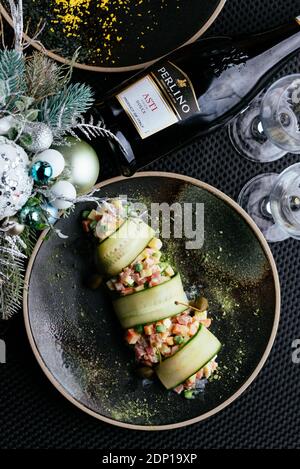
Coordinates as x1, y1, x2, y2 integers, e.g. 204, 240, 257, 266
1, 0, 300, 449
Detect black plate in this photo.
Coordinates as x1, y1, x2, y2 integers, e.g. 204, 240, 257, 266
2, 1, 226, 71
24, 173, 280, 430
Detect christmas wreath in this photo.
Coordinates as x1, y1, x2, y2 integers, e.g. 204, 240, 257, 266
0, 0, 120, 319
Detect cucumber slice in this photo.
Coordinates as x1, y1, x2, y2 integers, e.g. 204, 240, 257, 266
96, 217, 155, 277
113, 273, 188, 328
156, 325, 221, 390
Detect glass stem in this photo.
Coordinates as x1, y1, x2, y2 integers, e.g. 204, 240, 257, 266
260, 196, 274, 220
251, 116, 267, 143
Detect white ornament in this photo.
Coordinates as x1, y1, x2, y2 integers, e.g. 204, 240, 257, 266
34, 149, 65, 178
0, 116, 15, 136
0, 137, 33, 221
23, 123, 54, 153
49, 181, 77, 210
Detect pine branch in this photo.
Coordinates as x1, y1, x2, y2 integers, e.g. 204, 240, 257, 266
0, 234, 26, 320
39, 83, 94, 137
25, 52, 72, 102
0, 49, 26, 109
0, 226, 37, 320
20, 226, 37, 256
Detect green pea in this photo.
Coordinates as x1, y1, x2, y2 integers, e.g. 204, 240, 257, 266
174, 336, 185, 345
134, 263, 143, 273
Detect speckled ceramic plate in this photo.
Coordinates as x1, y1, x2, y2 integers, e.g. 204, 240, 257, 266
1, 1, 226, 72
24, 172, 280, 430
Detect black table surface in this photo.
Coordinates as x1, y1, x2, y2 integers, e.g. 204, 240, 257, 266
1, 0, 300, 449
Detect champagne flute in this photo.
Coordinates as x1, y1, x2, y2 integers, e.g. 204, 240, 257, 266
238, 163, 300, 242
229, 75, 300, 163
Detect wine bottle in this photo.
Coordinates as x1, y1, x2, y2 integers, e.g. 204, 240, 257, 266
98, 17, 300, 176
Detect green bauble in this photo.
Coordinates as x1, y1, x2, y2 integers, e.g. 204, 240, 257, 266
58, 137, 100, 195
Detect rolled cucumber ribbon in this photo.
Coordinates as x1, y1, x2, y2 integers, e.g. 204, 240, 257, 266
113, 273, 188, 329
96, 217, 155, 277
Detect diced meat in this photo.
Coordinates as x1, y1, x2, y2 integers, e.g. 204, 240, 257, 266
199, 319, 212, 328
189, 322, 199, 336
174, 385, 184, 395
178, 314, 192, 325
172, 324, 189, 336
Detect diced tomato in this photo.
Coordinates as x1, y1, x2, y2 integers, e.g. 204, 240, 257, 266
196, 370, 204, 380
82, 220, 91, 233
126, 329, 141, 345
171, 345, 179, 354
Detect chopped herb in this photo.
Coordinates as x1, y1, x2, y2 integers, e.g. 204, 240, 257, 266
135, 325, 144, 334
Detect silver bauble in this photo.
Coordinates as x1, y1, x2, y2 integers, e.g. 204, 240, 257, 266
0, 116, 15, 136
23, 123, 54, 153
0, 137, 33, 221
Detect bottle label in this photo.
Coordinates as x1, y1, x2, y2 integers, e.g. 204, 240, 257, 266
116, 61, 199, 139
